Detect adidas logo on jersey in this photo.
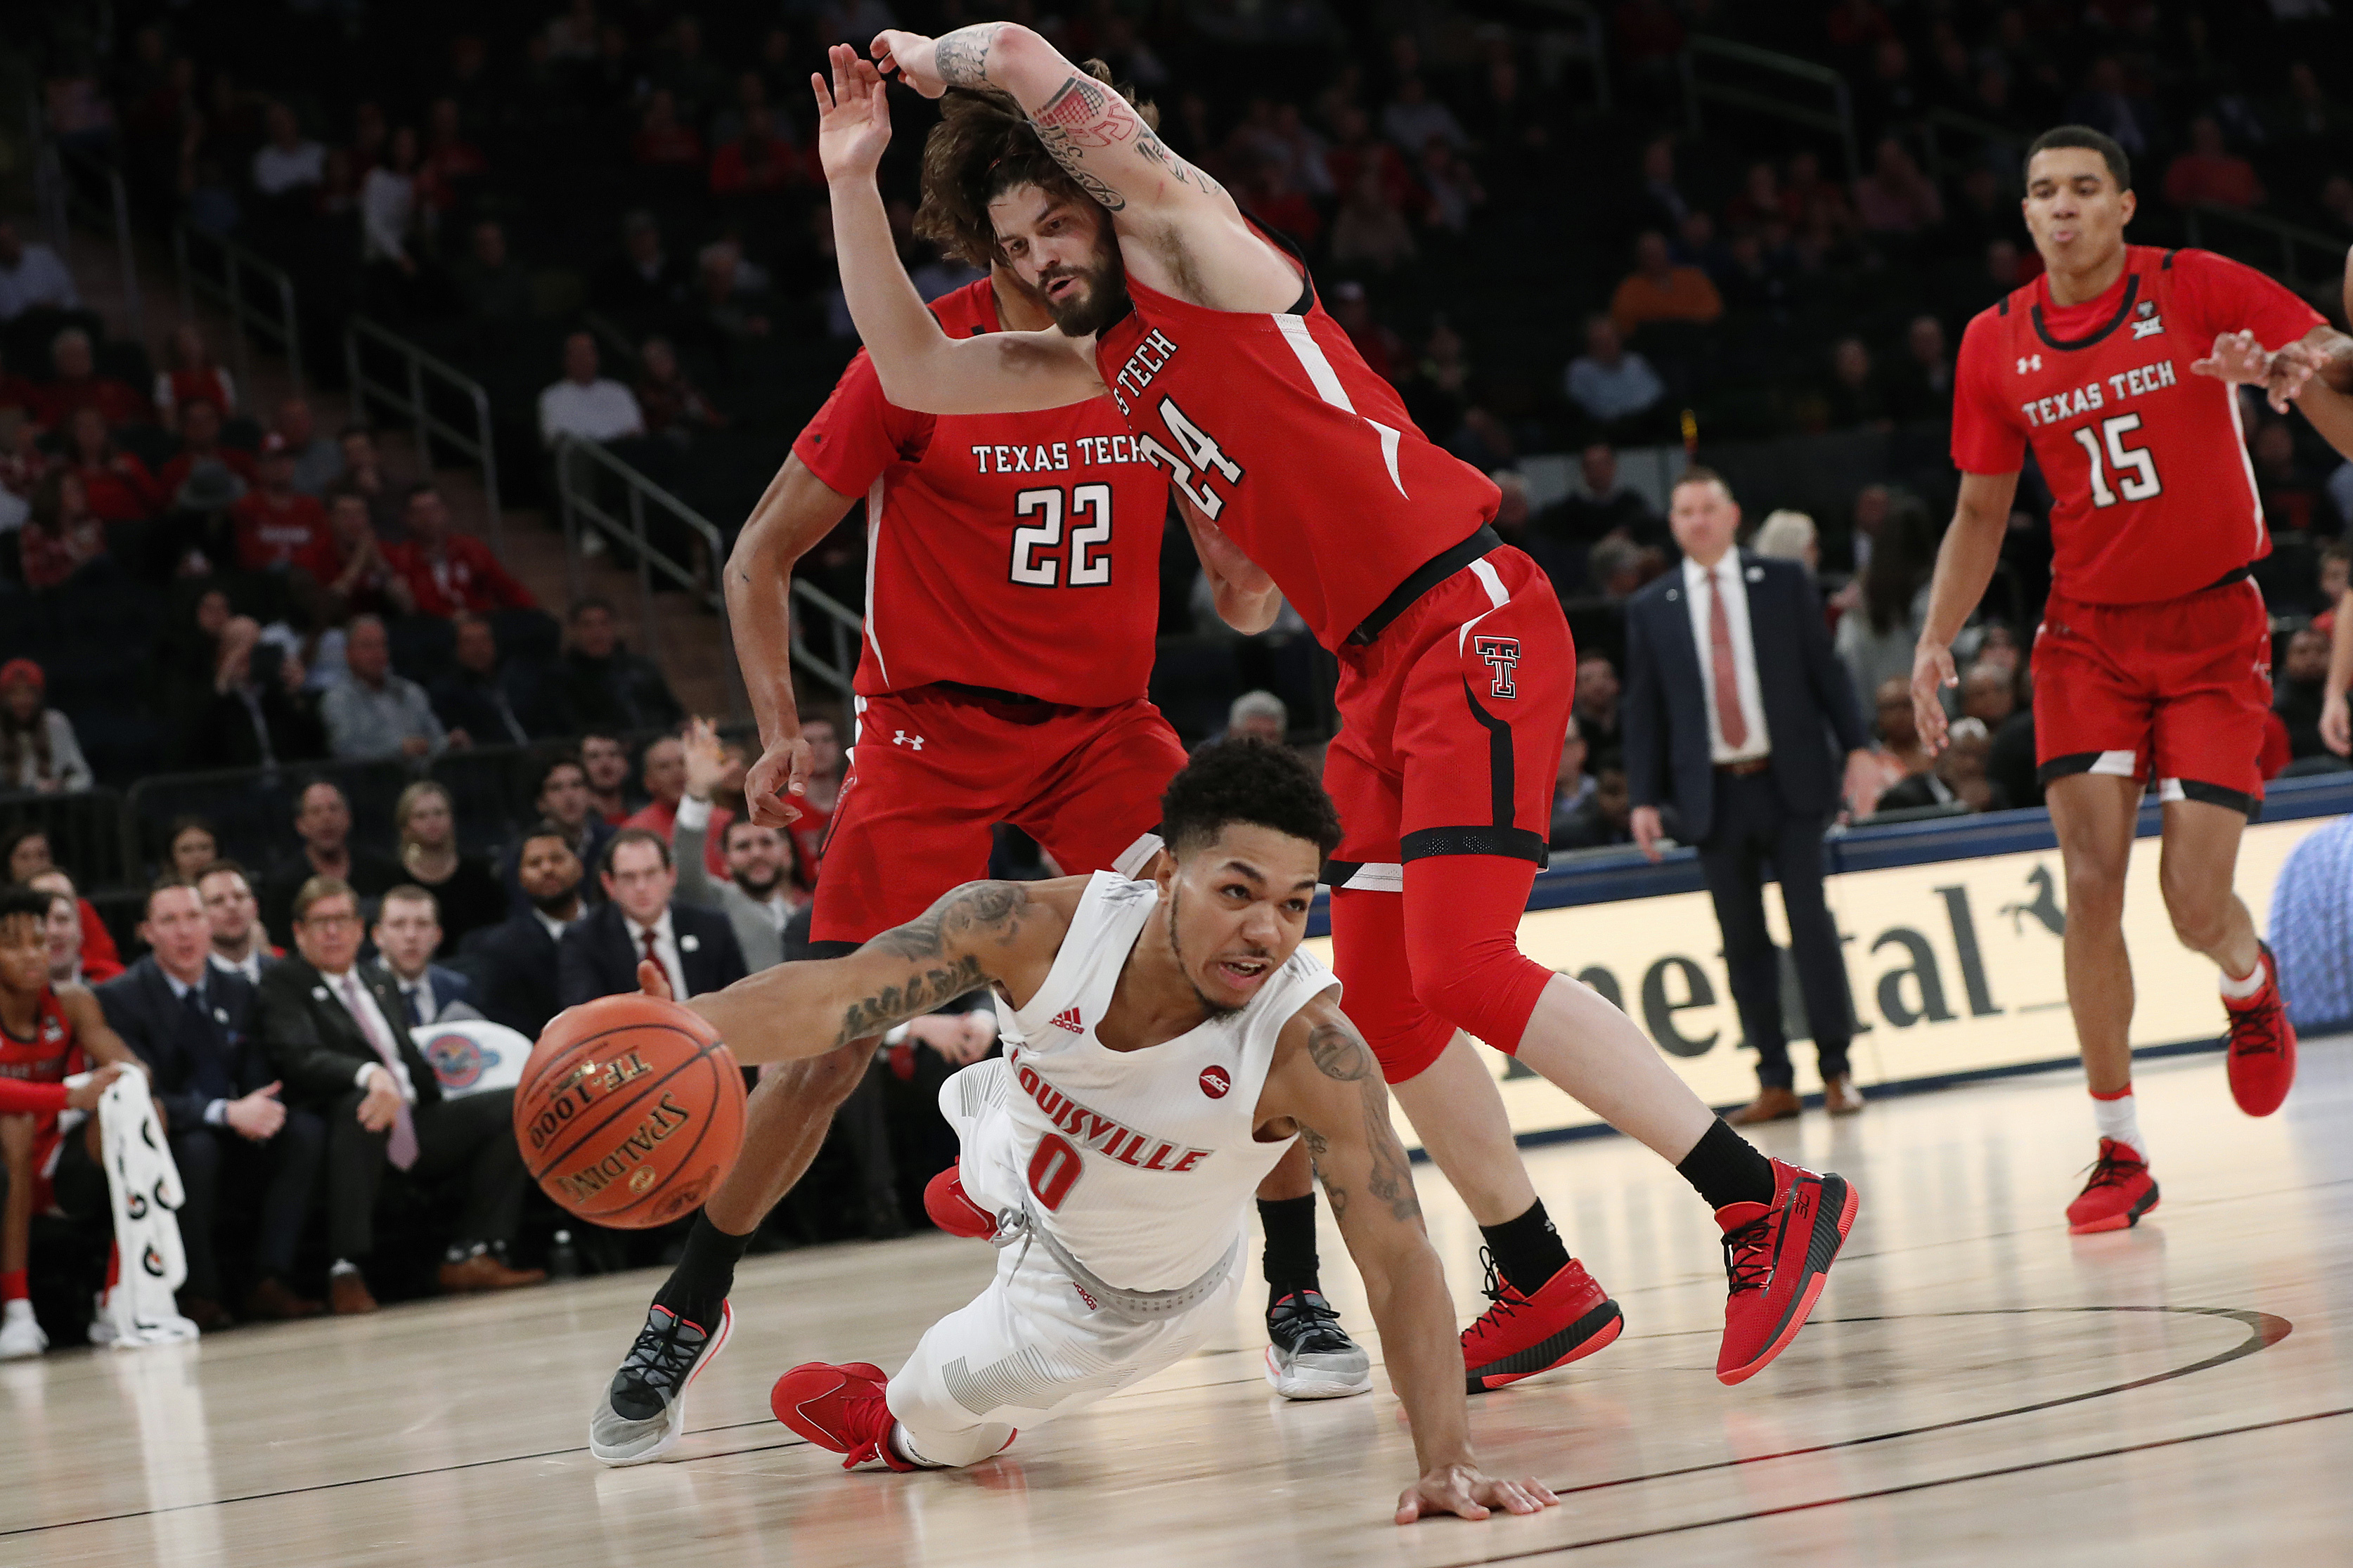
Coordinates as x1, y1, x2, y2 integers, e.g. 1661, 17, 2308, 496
1050, 1008, 1085, 1034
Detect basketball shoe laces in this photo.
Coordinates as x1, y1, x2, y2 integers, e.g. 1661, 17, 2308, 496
2226, 992, 2287, 1061
1719, 1211, 1777, 1299
1462, 1248, 1526, 1347
1269, 1289, 1352, 1355
2077, 1141, 2146, 1193
612, 1308, 710, 1420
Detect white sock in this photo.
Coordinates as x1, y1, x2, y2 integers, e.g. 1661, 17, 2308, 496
2091, 1091, 2146, 1161
2218, 958, 2266, 999
2, 1300, 32, 1324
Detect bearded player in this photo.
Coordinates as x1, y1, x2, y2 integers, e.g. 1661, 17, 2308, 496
1911, 127, 2353, 1233
804, 32, 1859, 1395
588, 79, 1362, 1467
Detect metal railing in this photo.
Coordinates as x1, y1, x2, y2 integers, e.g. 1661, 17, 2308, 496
1521, 0, 1611, 112
56, 145, 143, 342
172, 223, 302, 397
553, 436, 863, 717
344, 317, 504, 555
1680, 35, 1859, 183
2181, 205, 2347, 294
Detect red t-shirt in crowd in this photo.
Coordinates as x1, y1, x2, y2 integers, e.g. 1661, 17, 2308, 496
619, 796, 730, 879
791, 278, 1171, 708
387, 535, 538, 616
72, 455, 166, 523
1951, 245, 2325, 604
232, 488, 330, 569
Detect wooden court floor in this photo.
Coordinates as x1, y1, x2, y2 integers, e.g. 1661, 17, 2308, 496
6, 1035, 2349, 1567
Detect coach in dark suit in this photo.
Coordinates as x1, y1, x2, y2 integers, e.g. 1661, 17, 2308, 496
558, 828, 747, 1009
370, 885, 477, 1027
464, 822, 586, 1038
1624, 467, 1878, 1123
257, 875, 545, 1314
98, 881, 325, 1327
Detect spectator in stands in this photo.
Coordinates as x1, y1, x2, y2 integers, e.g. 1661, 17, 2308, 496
1610, 231, 1723, 337
592, 211, 687, 318
560, 598, 683, 734
2278, 627, 2332, 760
330, 426, 402, 538
191, 616, 323, 770
1, 826, 51, 884
451, 220, 530, 323
1854, 676, 1933, 815
33, 328, 148, 429
1587, 535, 1646, 599
787, 713, 844, 875
1538, 442, 1662, 545
689, 238, 773, 343
2164, 115, 2265, 212
1381, 75, 1466, 157
32, 872, 118, 985
0, 221, 81, 321
371, 884, 475, 1024
9, 837, 122, 977
99, 879, 323, 1327
1876, 716, 1999, 814
1225, 690, 1289, 746
675, 721, 805, 971
167, 817, 219, 882
154, 324, 236, 431
0, 660, 92, 793
259, 876, 544, 1314
538, 333, 645, 449
392, 782, 503, 951
300, 491, 415, 621
198, 860, 276, 985
1823, 337, 1890, 429
1752, 510, 1820, 573
1835, 489, 1935, 701
18, 470, 110, 590
429, 611, 566, 745
387, 484, 536, 616
635, 337, 725, 443
710, 105, 802, 195
620, 733, 730, 877
360, 124, 421, 294
1631, 134, 1690, 232
581, 730, 636, 824
1563, 316, 1665, 431
250, 101, 325, 202
557, 829, 745, 1009
498, 754, 612, 912
416, 98, 486, 212
275, 398, 341, 496
1783, 148, 1857, 243
1547, 715, 1596, 847
1414, 136, 1485, 235
1552, 766, 1634, 850
231, 435, 330, 571
1574, 652, 1624, 770
62, 406, 165, 523
632, 89, 703, 167
158, 398, 256, 493
261, 782, 400, 940
1960, 663, 2017, 728
466, 822, 585, 1039
322, 615, 450, 761
1852, 138, 1943, 235
1328, 162, 1419, 273
1886, 314, 1955, 422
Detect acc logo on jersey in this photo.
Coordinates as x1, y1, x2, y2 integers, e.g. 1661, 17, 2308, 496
1199, 1065, 1231, 1099
1474, 636, 1522, 699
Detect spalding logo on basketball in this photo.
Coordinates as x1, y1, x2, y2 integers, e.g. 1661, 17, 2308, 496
512, 994, 747, 1230
1199, 1065, 1231, 1099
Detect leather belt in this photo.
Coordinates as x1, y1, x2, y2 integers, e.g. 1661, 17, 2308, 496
1715, 756, 1772, 776
1343, 524, 1503, 647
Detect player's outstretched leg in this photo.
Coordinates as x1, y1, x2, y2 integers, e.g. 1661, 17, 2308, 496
2156, 798, 2297, 1117
1256, 1141, 1371, 1399
590, 1042, 874, 1465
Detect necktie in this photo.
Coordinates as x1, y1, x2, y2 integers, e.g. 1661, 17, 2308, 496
341, 975, 420, 1169
1708, 567, 1750, 752
401, 982, 425, 1027
640, 926, 659, 968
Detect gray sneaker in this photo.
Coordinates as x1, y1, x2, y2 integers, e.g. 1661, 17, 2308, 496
589, 1301, 733, 1465
1262, 1290, 1372, 1399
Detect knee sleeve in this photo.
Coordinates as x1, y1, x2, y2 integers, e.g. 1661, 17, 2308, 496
1401, 855, 1552, 1055
1329, 888, 1452, 1084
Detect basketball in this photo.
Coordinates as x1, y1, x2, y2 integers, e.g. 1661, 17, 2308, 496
513, 994, 747, 1230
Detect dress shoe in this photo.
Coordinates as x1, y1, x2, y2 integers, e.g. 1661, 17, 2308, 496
176, 1293, 234, 1332
329, 1269, 378, 1316
245, 1276, 325, 1321
439, 1250, 548, 1294
1726, 1087, 1803, 1126
1823, 1075, 1867, 1116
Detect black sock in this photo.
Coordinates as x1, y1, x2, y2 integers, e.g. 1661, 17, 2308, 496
1677, 1117, 1777, 1211
1259, 1194, 1321, 1311
1481, 1200, 1571, 1297
651, 1214, 754, 1327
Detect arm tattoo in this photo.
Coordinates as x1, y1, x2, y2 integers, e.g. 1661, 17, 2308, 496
868, 879, 1028, 960
1298, 1014, 1421, 1224
933, 26, 997, 89
1032, 74, 1140, 212
1307, 1021, 1374, 1081
1356, 1073, 1422, 1223
841, 881, 1027, 1046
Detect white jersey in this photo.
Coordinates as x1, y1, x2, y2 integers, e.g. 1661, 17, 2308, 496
956, 872, 1336, 1294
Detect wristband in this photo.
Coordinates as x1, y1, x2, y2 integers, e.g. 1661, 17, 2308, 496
882, 1023, 912, 1047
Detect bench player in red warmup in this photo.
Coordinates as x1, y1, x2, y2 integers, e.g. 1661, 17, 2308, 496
806, 29, 1859, 1392
587, 89, 1364, 1465
1913, 127, 2353, 1233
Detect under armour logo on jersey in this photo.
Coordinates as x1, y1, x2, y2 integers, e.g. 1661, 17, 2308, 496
1475, 635, 1522, 699
891, 730, 925, 750
2016, 354, 2043, 374
2131, 313, 2165, 339
1050, 1007, 1085, 1034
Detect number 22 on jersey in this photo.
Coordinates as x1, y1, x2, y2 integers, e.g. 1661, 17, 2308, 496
1009, 484, 1114, 586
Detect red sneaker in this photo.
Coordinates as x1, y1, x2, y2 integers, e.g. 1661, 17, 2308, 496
1714, 1158, 1858, 1386
1460, 1251, 1623, 1394
2224, 942, 2297, 1117
923, 1163, 998, 1240
771, 1361, 918, 1471
2065, 1138, 2160, 1233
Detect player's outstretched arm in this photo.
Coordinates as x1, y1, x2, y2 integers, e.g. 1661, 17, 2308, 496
1179, 495, 1281, 635
1911, 469, 2020, 755
1263, 998, 1557, 1527
812, 46, 1104, 416
727, 455, 858, 828
645, 880, 1068, 1065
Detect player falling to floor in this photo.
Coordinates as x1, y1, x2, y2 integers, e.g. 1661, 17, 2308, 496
806, 30, 1857, 1390
1912, 126, 2353, 1234
0, 886, 136, 1358
629, 739, 1556, 1526
588, 101, 1362, 1467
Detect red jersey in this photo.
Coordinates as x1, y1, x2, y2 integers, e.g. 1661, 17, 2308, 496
233, 488, 329, 570
1952, 245, 2323, 604
0, 987, 77, 1117
1092, 262, 1499, 649
792, 280, 1167, 708
388, 535, 538, 616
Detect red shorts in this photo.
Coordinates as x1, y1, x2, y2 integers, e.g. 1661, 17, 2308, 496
810, 687, 1187, 945
2033, 577, 2271, 814
1324, 546, 1575, 1080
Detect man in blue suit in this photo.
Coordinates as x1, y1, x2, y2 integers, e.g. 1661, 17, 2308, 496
1623, 468, 1878, 1123
370, 885, 477, 1027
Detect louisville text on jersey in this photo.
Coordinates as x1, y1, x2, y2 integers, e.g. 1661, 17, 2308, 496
2018, 356, 2178, 429
1012, 1059, 1213, 1172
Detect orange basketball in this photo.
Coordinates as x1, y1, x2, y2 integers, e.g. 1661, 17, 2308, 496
514, 994, 747, 1229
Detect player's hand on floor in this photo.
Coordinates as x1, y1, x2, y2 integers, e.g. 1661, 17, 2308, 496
744, 734, 813, 828
1395, 1464, 1558, 1525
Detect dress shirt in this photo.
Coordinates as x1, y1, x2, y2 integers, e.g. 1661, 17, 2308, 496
1564, 351, 1665, 423
321, 673, 446, 760
212, 948, 265, 987
1680, 553, 1772, 765
538, 377, 646, 446
534, 907, 576, 944
318, 966, 418, 1103
163, 968, 235, 1127
627, 909, 689, 1002
393, 969, 439, 1027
